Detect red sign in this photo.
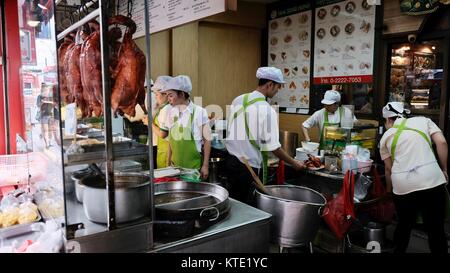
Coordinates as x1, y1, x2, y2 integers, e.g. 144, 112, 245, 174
313, 75, 373, 85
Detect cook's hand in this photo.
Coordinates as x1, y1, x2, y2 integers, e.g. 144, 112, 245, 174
200, 164, 209, 180
292, 160, 306, 171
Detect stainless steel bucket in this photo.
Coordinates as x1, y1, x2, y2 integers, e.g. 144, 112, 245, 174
209, 157, 224, 184
364, 221, 385, 247
81, 173, 150, 224
279, 131, 298, 158
255, 185, 326, 247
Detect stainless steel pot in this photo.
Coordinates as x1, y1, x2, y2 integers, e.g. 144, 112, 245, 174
255, 185, 326, 247
279, 131, 298, 158
81, 173, 150, 224
70, 167, 96, 203
209, 157, 224, 184
364, 221, 385, 247
154, 181, 229, 221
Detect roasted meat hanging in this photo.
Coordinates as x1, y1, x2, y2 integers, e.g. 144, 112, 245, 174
65, 26, 91, 117
57, 31, 76, 104
80, 21, 103, 117
109, 15, 147, 117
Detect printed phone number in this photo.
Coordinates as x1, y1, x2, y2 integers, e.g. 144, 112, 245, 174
319, 77, 363, 84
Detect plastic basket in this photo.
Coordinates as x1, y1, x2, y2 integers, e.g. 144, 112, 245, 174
0, 152, 48, 186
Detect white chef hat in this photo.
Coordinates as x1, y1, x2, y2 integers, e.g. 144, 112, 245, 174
321, 90, 341, 105
151, 76, 172, 92
161, 75, 192, 94
382, 102, 411, 118
256, 67, 286, 84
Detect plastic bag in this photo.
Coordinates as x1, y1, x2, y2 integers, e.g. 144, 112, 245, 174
354, 173, 372, 201
179, 168, 201, 182
369, 166, 396, 223
323, 170, 356, 239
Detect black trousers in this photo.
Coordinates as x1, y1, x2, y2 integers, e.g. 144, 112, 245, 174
225, 154, 262, 206
392, 184, 448, 253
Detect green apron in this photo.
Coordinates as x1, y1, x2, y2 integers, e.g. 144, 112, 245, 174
168, 106, 202, 169
154, 103, 169, 168
319, 107, 343, 149
228, 93, 268, 184
390, 118, 450, 222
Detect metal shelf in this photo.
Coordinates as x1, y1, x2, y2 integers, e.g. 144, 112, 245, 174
63, 142, 149, 167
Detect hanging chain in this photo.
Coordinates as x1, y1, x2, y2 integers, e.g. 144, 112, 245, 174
127, 0, 133, 18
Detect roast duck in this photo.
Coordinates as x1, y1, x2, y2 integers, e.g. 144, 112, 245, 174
57, 15, 146, 118
304, 154, 324, 169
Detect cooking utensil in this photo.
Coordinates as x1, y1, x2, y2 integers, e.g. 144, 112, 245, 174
255, 185, 326, 247
241, 157, 269, 195
89, 163, 105, 180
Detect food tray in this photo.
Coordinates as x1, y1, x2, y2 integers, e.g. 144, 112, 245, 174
0, 212, 42, 233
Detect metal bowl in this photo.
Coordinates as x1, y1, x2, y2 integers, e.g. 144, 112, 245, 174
80, 173, 150, 224
154, 181, 229, 222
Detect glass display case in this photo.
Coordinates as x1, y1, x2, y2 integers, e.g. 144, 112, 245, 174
1, 0, 154, 253
322, 124, 377, 156
387, 39, 444, 125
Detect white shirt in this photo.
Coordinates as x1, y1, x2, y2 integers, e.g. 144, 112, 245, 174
379, 117, 445, 195
302, 107, 357, 134
165, 101, 209, 153
152, 103, 171, 146
225, 90, 281, 169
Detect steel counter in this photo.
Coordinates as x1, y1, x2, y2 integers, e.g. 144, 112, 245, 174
151, 198, 272, 253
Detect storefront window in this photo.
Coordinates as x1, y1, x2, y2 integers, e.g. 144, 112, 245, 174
388, 39, 443, 123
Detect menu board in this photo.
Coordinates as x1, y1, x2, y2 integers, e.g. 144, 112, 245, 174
118, 0, 226, 38
313, 0, 376, 85
268, 8, 312, 110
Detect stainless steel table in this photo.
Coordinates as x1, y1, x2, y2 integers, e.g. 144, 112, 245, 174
151, 199, 272, 253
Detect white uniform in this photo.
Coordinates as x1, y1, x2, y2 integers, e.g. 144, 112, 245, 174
165, 101, 209, 153
225, 91, 281, 169
302, 107, 357, 134
379, 117, 446, 195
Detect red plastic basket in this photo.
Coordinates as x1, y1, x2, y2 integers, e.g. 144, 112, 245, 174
0, 152, 48, 187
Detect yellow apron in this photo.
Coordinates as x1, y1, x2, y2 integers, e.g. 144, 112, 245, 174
154, 103, 169, 168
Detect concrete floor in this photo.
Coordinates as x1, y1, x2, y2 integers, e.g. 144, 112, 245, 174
268, 220, 450, 253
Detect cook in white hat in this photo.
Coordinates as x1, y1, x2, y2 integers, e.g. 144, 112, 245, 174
302, 90, 357, 148
382, 101, 411, 119
379, 101, 448, 253
159, 75, 211, 180
225, 66, 305, 205
141, 76, 173, 169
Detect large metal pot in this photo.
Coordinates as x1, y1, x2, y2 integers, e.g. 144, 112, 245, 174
81, 173, 150, 224
154, 181, 229, 222
279, 131, 298, 158
70, 167, 96, 203
255, 185, 326, 247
